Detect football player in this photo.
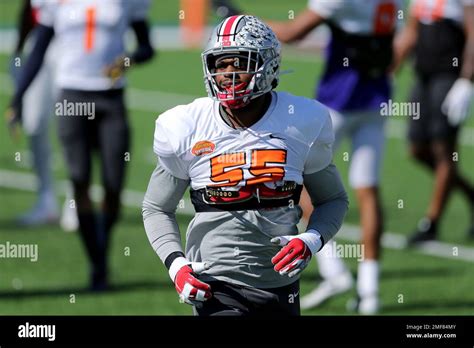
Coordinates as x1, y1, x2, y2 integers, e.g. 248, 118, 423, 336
8, 0, 60, 226
142, 15, 348, 316
268, 0, 401, 314
8, 0, 155, 290
393, 0, 474, 243
9, 0, 78, 231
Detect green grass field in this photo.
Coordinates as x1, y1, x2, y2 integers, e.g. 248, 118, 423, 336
1, 48, 473, 316
0, 0, 473, 316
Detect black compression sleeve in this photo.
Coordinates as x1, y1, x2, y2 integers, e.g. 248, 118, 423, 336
130, 20, 154, 64
12, 24, 54, 108
15, 0, 35, 53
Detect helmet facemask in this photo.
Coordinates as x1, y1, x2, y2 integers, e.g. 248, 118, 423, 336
203, 48, 279, 109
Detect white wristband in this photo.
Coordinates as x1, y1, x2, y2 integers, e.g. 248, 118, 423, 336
168, 256, 190, 282
299, 229, 323, 254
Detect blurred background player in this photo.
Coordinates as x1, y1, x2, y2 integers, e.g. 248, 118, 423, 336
394, 0, 474, 244
269, 0, 400, 314
9, 0, 78, 230
7, 0, 155, 290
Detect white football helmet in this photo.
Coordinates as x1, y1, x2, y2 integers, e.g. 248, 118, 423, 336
202, 15, 281, 109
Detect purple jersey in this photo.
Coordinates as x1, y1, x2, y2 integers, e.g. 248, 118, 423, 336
308, 0, 400, 112
316, 37, 392, 112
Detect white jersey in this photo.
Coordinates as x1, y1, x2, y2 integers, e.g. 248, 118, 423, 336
411, 0, 474, 24
150, 92, 337, 288
36, 0, 150, 90
308, 0, 401, 34
153, 92, 334, 196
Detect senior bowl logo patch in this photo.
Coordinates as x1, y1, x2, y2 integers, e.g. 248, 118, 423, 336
192, 140, 216, 156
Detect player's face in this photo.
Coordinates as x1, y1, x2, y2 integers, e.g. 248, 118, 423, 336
213, 57, 254, 90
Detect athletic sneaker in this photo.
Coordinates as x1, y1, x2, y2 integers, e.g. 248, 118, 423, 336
347, 294, 380, 315
16, 193, 59, 226
300, 270, 354, 310
60, 197, 79, 232
90, 264, 109, 292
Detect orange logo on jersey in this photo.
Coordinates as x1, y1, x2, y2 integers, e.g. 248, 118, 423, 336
192, 141, 216, 156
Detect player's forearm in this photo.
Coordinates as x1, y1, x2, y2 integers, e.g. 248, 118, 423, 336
142, 163, 189, 264
393, 33, 416, 68
392, 17, 418, 71
143, 210, 183, 263
11, 24, 53, 107
461, 29, 474, 81
307, 192, 349, 245
460, 6, 474, 81
130, 20, 155, 64
304, 164, 349, 245
267, 20, 295, 43
267, 10, 324, 44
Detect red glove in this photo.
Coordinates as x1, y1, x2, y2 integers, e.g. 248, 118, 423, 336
271, 231, 322, 278
169, 257, 212, 306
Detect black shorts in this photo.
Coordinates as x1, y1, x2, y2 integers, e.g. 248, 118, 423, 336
194, 280, 300, 316
57, 88, 129, 193
408, 73, 459, 143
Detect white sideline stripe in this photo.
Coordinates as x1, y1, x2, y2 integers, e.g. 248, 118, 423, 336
1, 72, 473, 147
127, 88, 198, 113
0, 26, 328, 53
1, 169, 473, 263
337, 225, 474, 262
0, 169, 195, 216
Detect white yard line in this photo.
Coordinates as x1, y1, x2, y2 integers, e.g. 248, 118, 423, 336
337, 225, 474, 262
1, 168, 473, 263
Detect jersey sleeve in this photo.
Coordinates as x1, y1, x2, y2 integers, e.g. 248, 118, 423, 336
153, 117, 190, 180
307, 0, 344, 19
129, 0, 151, 22
304, 108, 335, 174
33, 0, 56, 27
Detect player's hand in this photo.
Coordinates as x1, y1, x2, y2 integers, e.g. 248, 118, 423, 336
5, 106, 21, 141
271, 230, 323, 278
441, 78, 473, 126
169, 257, 212, 307
104, 55, 129, 84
